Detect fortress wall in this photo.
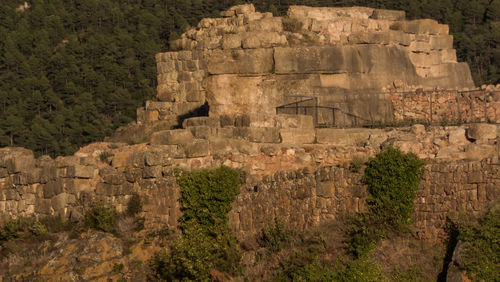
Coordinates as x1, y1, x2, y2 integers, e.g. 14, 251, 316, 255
1, 123, 499, 239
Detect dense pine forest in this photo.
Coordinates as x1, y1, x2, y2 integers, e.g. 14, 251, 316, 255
0, 0, 498, 157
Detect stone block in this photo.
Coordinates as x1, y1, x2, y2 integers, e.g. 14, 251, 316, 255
0, 168, 7, 178
248, 17, 283, 32
448, 128, 469, 145
189, 126, 217, 139
143, 166, 163, 179
43, 181, 63, 198
206, 49, 274, 74
150, 129, 194, 145
222, 34, 242, 49
66, 165, 95, 179
370, 9, 405, 21
52, 192, 68, 211
280, 128, 316, 144
205, 75, 281, 116
183, 140, 210, 158
182, 117, 220, 128
185, 90, 205, 102
7, 154, 35, 174
216, 127, 235, 138
242, 32, 287, 49
466, 123, 497, 141
317, 181, 334, 198
234, 127, 281, 143
429, 35, 453, 50
465, 144, 496, 161
401, 19, 449, 35
409, 41, 431, 53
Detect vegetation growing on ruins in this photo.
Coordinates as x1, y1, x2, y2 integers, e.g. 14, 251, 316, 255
348, 146, 425, 258
152, 166, 243, 280
454, 207, 500, 281
0, 0, 498, 156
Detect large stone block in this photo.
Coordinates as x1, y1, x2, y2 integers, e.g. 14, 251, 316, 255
280, 128, 316, 144
234, 127, 281, 143
6, 154, 35, 174
466, 124, 498, 141
182, 117, 220, 128
206, 49, 274, 74
370, 9, 405, 21
150, 129, 194, 145
399, 19, 449, 35
205, 75, 281, 116
242, 32, 287, 49
183, 140, 210, 158
429, 35, 453, 50
66, 165, 95, 179
317, 181, 334, 198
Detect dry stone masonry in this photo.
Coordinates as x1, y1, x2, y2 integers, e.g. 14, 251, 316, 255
1, 5, 499, 241
147, 4, 475, 125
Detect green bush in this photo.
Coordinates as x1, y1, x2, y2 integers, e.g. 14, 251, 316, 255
348, 147, 424, 258
84, 204, 118, 233
363, 146, 425, 227
278, 254, 384, 282
259, 220, 294, 253
175, 166, 242, 232
126, 193, 143, 216
333, 258, 384, 282
153, 166, 243, 280
456, 208, 500, 281
0, 218, 22, 241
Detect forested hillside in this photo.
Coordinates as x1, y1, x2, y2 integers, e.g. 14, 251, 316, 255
0, 0, 498, 157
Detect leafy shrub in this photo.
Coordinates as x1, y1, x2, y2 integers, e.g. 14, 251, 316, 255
363, 146, 425, 227
84, 204, 117, 233
99, 151, 114, 163
175, 166, 242, 231
0, 218, 22, 241
282, 17, 304, 32
152, 166, 243, 280
347, 215, 386, 259
333, 258, 384, 282
259, 220, 294, 253
278, 254, 384, 282
456, 207, 500, 281
348, 147, 424, 258
126, 193, 142, 216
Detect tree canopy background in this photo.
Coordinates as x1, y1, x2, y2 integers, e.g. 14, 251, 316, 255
1, 0, 498, 157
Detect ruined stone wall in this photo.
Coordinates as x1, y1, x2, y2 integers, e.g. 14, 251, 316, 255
1, 123, 499, 239
230, 158, 500, 240
143, 4, 475, 126
388, 88, 500, 124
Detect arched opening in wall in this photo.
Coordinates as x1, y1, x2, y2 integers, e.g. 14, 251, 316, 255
175, 102, 210, 128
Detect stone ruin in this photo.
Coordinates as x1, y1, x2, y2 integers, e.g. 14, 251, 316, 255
1, 5, 499, 241
142, 4, 476, 123
108, 4, 500, 145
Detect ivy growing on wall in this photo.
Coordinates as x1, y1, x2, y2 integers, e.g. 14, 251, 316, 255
152, 166, 243, 280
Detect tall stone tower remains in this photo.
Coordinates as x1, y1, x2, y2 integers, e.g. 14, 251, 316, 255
140, 4, 474, 127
